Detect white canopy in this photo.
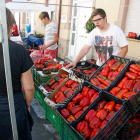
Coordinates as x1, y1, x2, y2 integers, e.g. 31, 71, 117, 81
6, 2, 51, 12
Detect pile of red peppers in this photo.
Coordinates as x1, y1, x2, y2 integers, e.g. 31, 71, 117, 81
90, 59, 126, 89
109, 63, 140, 100
60, 86, 99, 123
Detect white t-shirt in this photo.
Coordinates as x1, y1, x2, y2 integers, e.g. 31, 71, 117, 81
86, 24, 128, 66
45, 22, 58, 50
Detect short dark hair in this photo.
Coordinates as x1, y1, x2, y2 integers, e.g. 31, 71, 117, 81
39, 12, 50, 20
91, 8, 106, 18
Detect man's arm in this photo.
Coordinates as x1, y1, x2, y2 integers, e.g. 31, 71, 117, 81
119, 45, 128, 57
66, 44, 91, 69
21, 68, 34, 112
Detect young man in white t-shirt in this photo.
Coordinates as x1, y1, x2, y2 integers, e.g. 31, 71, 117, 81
39, 12, 58, 58
66, 8, 128, 68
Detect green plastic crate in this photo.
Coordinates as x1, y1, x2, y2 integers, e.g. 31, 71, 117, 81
34, 87, 43, 105
45, 104, 62, 136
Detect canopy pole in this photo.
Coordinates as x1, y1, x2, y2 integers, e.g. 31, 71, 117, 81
0, 1, 18, 140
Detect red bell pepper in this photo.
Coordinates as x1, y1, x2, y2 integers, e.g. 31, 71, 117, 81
130, 64, 140, 71
85, 109, 97, 122
48, 79, 56, 86
104, 101, 115, 112
50, 99, 56, 103
96, 100, 108, 112
124, 80, 135, 91
133, 82, 140, 93
99, 120, 108, 130
101, 66, 110, 77
123, 80, 129, 89
94, 77, 102, 85
106, 59, 116, 67
79, 97, 90, 107
138, 71, 140, 76
76, 121, 85, 133
71, 81, 79, 90
125, 72, 137, 80
63, 88, 71, 95
116, 89, 129, 99
54, 91, 63, 100
96, 74, 106, 83
72, 93, 84, 104
102, 79, 111, 86
61, 108, 70, 119
83, 106, 89, 111
136, 77, 140, 83
115, 104, 122, 112
90, 128, 100, 139
65, 89, 73, 98
106, 111, 115, 121
58, 78, 65, 83
118, 63, 126, 72
87, 89, 96, 100
129, 67, 139, 74
67, 115, 75, 123
117, 77, 128, 89
89, 117, 101, 129
110, 87, 121, 96
91, 78, 99, 86
66, 80, 75, 87
90, 92, 99, 104
45, 86, 52, 92
110, 71, 120, 81
122, 92, 136, 100
81, 121, 92, 139
96, 109, 108, 120
128, 32, 133, 38
55, 92, 66, 103
61, 73, 68, 78
110, 61, 122, 71
74, 111, 84, 119
82, 86, 90, 97
98, 84, 107, 89
108, 71, 114, 81
60, 86, 69, 92
71, 105, 82, 115
67, 102, 75, 112
51, 82, 59, 90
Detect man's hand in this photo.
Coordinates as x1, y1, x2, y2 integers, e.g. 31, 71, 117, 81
40, 45, 48, 52
28, 106, 30, 112
65, 62, 77, 69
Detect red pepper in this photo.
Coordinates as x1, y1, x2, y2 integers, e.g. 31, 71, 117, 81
130, 64, 140, 71
67, 102, 75, 112
106, 111, 115, 121
61, 73, 68, 78
82, 86, 90, 97
46, 63, 54, 67
71, 105, 83, 115
54, 91, 63, 100
90, 92, 99, 104
99, 120, 108, 130
102, 79, 111, 86
116, 89, 129, 99
96, 109, 108, 120
123, 80, 130, 89
110, 61, 122, 71
129, 67, 139, 74
122, 92, 136, 100
58, 78, 65, 84
76, 121, 85, 133
79, 97, 90, 107
114, 104, 122, 112
108, 71, 114, 81
131, 33, 137, 39
118, 63, 126, 72
90, 128, 100, 139
98, 84, 107, 89
67, 115, 75, 123
45, 86, 52, 92
63, 88, 71, 95
104, 101, 115, 112
50, 99, 56, 103
117, 77, 128, 89
128, 32, 133, 38
72, 93, 84, 104
61, 108, 70, 119
138, 71, 140, 76
85, 109, 97, 122
60, 86, 69, 92
101, 66, 110, 77
74, 69, 81, 75
96, 74, 106, 83
66, 80, 75, 87
96, 100, 108, 112
106, 59, 116, 67
48, 79, 56, 86
87, 89, 96, 100
129, 80, 136, 91
65, 89, 73, 98
74, 111, 84, 119
125, 72, 137, 80
83, 106, 89, 111
110, 71, 120, 81
93, 78, 101, 85
89, 117, 101, 129
136, 77, 140, 83
81, 121, 92, 139
71, 81, 79, 90
110, 87, 121, 96
52, 82, 59, 90
133, 82, 140, 93
90, 78, 99, 86
83, 70, 92, 74
55, 92, 66, 103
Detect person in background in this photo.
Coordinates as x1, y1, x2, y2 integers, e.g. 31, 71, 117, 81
39, 12, 58, 59
12, 23, 19, 36
66, 8, 128, 69
0, 8, 34, 140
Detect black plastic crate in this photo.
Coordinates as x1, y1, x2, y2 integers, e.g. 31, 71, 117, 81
89, 55, 130, 91
70, 90, 131, 140
106, 60, 140, 115
56, 81, 101, 124
73, 64, 99, 80
75, 61, 92, 69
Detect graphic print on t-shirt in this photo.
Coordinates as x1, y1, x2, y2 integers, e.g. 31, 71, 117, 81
95, 36, 113, 63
